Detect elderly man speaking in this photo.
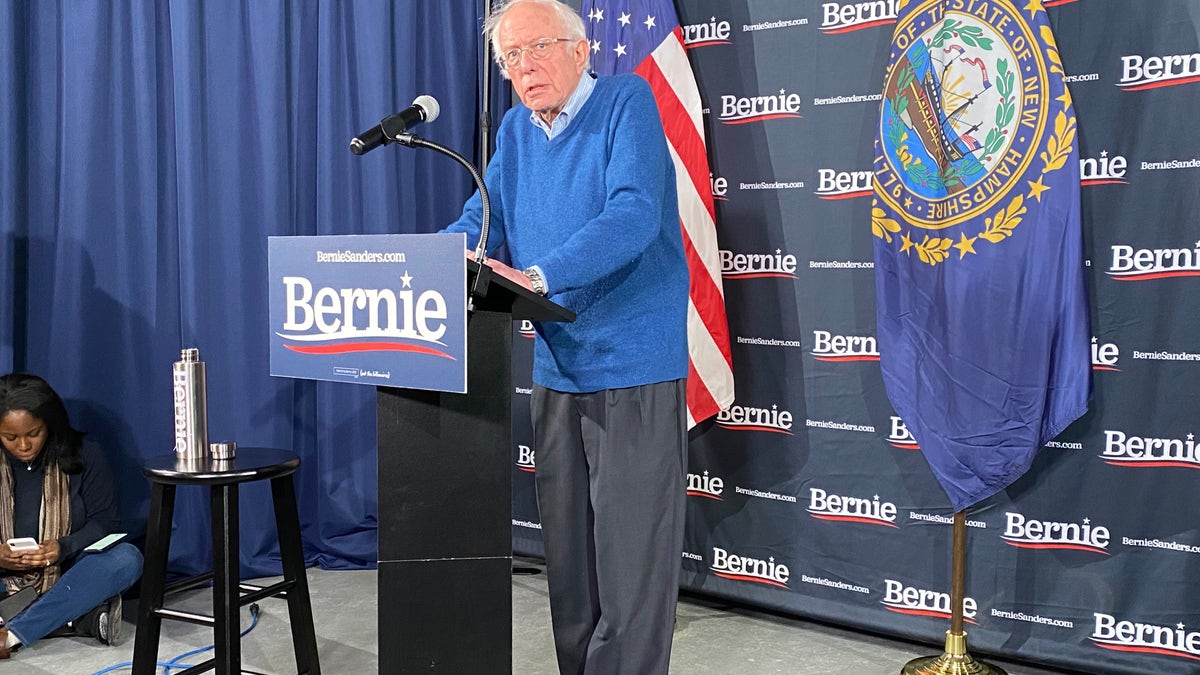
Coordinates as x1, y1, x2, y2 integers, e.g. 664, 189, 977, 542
441, 0, 689, 673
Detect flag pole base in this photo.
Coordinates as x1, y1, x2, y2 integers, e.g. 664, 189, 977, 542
900, 631, 1007, 675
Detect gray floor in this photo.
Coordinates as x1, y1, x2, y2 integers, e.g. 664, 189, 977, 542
13, 559, 1075, 675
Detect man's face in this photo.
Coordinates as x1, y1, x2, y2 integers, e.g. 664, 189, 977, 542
498, 2, 588, 123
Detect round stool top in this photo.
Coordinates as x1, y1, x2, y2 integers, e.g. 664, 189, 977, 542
143, 447, 300, 485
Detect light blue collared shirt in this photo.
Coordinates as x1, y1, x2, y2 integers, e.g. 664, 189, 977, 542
529, 72, 596, 140
524, 72, 597, 294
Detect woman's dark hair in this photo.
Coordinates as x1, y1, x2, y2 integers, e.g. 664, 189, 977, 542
0, 373, 85, 474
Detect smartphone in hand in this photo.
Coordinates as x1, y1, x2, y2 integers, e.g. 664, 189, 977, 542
6, 537, 38, 552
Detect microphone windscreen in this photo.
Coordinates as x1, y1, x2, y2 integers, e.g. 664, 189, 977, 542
413, 95, 440, 124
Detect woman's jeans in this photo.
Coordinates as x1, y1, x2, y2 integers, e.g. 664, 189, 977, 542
7, 542, 143, 647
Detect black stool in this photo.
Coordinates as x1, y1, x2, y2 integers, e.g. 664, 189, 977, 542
132, 448, 321, 675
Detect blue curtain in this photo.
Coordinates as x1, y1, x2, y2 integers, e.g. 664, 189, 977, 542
1, 1, 490, 577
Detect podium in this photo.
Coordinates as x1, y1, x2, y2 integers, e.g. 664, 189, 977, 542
375, 260, 573, 673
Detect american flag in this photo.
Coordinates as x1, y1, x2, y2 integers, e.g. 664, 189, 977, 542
582, 0, 734, 427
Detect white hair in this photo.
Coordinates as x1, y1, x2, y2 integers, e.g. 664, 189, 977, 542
485, 0, 590, 76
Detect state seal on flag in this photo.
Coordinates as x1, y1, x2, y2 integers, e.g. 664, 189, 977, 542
873, 0, 1075, 266
869, 0, 1090, 513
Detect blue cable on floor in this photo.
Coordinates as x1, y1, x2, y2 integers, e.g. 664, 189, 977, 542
87, 603, 261, 675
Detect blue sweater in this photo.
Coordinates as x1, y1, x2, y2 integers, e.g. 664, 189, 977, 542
446, 74, 689, 393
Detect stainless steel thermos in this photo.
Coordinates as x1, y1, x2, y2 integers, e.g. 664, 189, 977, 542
173, 347, 209, 460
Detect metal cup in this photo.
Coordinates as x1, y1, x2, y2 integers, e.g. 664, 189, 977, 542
209, 441, 237, 460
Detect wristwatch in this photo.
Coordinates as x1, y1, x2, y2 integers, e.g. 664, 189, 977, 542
523, 267, 546, 295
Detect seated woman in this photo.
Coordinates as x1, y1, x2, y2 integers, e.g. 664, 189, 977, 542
0, 373, 143, 657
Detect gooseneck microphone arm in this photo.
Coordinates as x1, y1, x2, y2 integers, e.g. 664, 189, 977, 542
392, 132, 493, 308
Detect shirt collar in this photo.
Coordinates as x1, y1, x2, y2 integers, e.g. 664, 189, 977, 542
529, 72, 596, 139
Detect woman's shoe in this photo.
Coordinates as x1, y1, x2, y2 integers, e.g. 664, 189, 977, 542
72, 595, 122, 645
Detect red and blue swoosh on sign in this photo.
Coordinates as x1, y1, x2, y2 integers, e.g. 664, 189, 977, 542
278, 333, 455, 360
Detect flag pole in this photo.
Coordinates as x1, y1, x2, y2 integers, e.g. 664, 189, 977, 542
900, 512, 1007, 675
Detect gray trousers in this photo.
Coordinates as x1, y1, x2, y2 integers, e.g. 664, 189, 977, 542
532, 380, 688, 675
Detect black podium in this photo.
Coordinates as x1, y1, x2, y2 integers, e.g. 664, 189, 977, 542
375, 260, 573, 673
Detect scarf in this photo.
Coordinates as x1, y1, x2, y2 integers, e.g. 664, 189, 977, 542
0, 456, 70, 595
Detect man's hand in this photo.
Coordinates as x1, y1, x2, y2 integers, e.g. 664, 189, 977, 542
483, 258, 534, 292
464, 248, 534, 292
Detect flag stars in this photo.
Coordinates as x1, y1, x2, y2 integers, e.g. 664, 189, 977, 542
618, 12, 631, 26
644, 15, 656, 30
1023, 0, 1045, 19
588, 8, 604, 22
614, 43, 627, 57
590, 39, 600, 53
1027, 175, 1050, 202
900, 232, 914, 253
954, 233, 978, 259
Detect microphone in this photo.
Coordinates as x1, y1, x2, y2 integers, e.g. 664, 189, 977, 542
350, 95, 441, 155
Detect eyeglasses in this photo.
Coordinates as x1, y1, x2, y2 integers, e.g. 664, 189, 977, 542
497, 37, 574, 70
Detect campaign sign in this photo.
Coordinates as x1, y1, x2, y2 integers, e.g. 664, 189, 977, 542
267, 233, 467, 393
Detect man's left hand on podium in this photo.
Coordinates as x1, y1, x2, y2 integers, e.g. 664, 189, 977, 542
484, 257, 534, 292
464, 248, 535, 292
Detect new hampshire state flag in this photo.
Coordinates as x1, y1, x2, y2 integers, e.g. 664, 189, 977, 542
872, 0, 1091, 511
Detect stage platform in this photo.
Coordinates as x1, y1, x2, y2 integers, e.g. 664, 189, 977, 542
15, 558, 1078, 675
